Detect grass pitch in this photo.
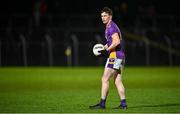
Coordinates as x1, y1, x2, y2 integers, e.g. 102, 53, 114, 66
0, 67, 180, 113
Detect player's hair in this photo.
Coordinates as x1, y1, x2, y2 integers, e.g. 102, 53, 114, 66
101, 7, 113, 16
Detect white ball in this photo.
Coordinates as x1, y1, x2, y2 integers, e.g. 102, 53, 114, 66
93, 44, 105, 56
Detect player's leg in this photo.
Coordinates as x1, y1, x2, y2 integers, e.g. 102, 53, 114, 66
89, 67, 114, 109
112, 57, 127, 109
114, 67, 127, 109
114, 69, 126, 100
101, 67, 114, 100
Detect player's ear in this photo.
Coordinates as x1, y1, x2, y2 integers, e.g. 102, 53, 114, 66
109, 15, 112, 20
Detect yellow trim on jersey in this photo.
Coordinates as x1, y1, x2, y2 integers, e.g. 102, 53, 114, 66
109, 52, 117, 58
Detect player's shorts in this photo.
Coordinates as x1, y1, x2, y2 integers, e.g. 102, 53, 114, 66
105, 51, 125, 70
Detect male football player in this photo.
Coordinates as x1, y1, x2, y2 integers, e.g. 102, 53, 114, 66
89, 7, 127, 109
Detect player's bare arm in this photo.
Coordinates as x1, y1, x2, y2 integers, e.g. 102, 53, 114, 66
106, 33, 120, 51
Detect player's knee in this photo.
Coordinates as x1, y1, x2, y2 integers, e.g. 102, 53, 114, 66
101, 76, 109, 83
114, 79, 121, 86
114, 80, 118, 86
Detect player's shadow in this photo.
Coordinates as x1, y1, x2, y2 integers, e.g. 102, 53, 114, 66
128, 103, 180, 109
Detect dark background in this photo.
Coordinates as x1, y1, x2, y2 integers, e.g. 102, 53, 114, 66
0, 0, 179, 66
1, 0, 179, 15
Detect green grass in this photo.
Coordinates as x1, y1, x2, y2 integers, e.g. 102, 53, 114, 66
0, 67, 180, 113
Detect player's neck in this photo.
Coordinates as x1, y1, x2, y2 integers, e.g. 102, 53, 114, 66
106, 20, 112, 28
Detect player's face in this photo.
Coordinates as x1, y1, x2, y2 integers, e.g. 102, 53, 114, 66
101, 12, 112, 24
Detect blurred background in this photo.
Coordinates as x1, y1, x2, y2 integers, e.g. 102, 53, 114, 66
0, 0, 180, 67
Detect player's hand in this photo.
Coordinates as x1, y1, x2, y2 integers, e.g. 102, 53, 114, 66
98, 49, 108, 57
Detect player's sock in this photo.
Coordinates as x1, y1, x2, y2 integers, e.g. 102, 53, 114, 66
120, 99, 127, 109
99, 98, 106, 107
